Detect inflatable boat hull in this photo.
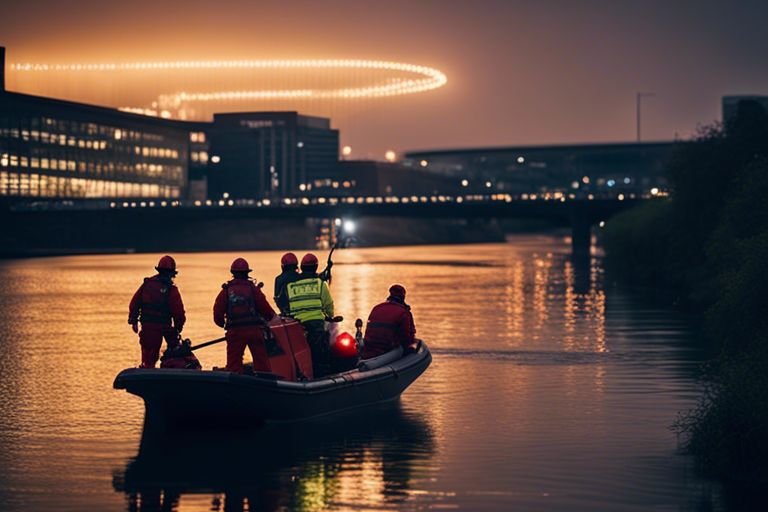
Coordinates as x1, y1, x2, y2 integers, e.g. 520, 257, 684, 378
113, 342, 431, 428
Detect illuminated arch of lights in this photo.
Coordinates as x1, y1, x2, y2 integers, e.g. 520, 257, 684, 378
11, 59, 448, 109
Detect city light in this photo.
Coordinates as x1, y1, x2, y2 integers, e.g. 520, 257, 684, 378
13, 59, 449, 114
342, 219, 357, 234
385, 150, 396, 162
211, 155, 221, 164
342, 146, 352, 157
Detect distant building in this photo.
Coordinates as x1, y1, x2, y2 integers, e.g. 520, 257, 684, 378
309, 160, 461, 196
1, 48, 195, 201
403, 142, 676, 195
1, 47, 342, 203
722, 95, 768, 125
206, 112, 339, 199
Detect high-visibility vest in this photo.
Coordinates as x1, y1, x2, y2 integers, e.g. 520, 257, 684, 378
287, 277, 325, 322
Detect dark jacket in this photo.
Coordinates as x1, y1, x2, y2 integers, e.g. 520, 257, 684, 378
274, 268, 301, 315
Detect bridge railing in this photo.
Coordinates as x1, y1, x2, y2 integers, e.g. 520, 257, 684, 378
9, 188, 669, 212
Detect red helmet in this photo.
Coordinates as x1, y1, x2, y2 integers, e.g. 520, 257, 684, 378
230, 257, 252, 273
389, 284, 406, 298
281, 252, 298, 266
301, 253, 319, 267
155, 255, 177, 273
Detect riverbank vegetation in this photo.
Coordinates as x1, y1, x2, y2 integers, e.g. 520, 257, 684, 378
603, 99, 768, 479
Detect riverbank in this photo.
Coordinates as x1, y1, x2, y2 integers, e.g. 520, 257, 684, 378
603, 100, 768, 481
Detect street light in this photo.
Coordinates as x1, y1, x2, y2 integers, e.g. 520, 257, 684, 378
636, 92, 655, 142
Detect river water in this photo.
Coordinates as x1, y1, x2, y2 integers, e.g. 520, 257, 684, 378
0, 237, 726, 511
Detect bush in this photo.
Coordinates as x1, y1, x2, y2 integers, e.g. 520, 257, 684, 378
607, 100, 768, 480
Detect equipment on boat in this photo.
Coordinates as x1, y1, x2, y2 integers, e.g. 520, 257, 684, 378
159, 339, 202, 370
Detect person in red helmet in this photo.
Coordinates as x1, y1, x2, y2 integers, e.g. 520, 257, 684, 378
128, 255, 186, 368
286, 253, 335, 376
214, 257, 277, 374
273, 252, 301, 315
361, 284, 417, 359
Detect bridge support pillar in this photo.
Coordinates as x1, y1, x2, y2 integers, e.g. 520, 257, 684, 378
570, 205, 592, 260
570, 205, 592, 293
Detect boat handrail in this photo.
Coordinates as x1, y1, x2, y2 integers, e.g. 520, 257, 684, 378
358, 346, 404, 371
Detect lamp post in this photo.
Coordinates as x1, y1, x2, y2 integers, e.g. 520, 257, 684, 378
636, 92, 655, 142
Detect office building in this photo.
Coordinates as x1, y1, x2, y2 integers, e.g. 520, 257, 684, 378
404, 142, 676, 195
1, 47, 193, 200
722, 95, 768, 126
207, 112, 339, 199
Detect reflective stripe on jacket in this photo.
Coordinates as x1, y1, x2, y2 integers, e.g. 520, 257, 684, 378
287, 277, 334, 323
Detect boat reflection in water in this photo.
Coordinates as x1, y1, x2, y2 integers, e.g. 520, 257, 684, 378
113, 402, 435, 511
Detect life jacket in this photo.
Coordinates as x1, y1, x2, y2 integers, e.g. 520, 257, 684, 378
224, 278, 265, 328
138, 276, 172, 324
287, 277, 325, 323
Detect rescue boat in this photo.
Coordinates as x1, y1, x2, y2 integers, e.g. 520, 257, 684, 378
113, 316, 431, 429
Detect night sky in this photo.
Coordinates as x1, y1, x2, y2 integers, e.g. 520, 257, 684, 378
2, 0, 767, 158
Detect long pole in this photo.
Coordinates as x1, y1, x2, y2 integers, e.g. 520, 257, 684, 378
636, 92, 655, 142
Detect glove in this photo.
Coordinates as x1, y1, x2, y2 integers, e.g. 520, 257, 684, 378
131, 322, 139, 334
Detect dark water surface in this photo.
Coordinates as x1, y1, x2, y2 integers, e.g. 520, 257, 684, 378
0, 238, 726, 511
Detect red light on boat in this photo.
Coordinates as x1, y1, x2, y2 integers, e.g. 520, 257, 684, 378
333, 332, 358, 358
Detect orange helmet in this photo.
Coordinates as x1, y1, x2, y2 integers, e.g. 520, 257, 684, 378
281, 252, 298, 266
155, 255, 177, 274
230, 257, 252, 273
301, 253, 319, 267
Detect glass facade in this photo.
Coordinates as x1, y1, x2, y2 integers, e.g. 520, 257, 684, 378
0, 92, 189, 199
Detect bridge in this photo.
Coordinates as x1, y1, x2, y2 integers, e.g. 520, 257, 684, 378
6, 192, 652, 257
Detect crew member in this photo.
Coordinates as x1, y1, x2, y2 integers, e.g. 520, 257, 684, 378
362, 284, 417, 359
287, 253, 335, 376
128, 255, 186, 368
214, 257, 276, 374
273, 252, 301, 315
